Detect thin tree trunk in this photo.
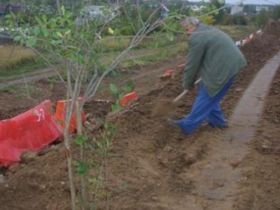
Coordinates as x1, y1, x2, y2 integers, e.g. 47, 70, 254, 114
56, 0, 61, 14
76, 101, 88, 210
64, 132, 77, 210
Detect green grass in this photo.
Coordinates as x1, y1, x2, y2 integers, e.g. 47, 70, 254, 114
0, 25, 255, 80
99, 32, 178, 52
101, 25, 256, 53
0, 57, 45, 78
120, 42, 187, 68
218, 25, 257, 41
100, 25, 255, 67
0, 44, 45, 79
111, 24, 255, 68
0, 45, 35, 67
0, 83, 41, 99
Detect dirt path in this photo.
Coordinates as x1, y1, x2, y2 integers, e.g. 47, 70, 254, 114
0, 68, 57, 90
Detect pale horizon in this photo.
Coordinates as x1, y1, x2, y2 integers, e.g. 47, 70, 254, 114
188, 0, 280, 5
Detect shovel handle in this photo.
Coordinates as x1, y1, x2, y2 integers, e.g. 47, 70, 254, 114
173, 89, 188, 103
172, 78, 202, 103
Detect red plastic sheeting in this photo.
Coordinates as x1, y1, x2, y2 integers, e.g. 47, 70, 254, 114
55, 99, 86, 133
0, 100, 62, 166
161, 69, 175, 78
120, 91, 138, 107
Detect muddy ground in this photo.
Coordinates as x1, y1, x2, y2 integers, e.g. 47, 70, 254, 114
0, 22, 280, 210
233, 67, 280, 210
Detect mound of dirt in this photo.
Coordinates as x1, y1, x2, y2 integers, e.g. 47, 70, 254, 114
263, 19, 280, 36
241, 21, 280, 61
0, 22, 280, 210
224, 20, 280, 113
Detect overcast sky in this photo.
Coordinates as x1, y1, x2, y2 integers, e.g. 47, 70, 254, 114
189, 0, 280, 5
226, 0, 280, 5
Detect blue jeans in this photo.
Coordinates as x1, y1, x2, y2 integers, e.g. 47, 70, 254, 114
175, 78, 234, 134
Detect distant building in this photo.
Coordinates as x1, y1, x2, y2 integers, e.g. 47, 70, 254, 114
255, 5, 272, 13
0, 5, 5, 16
228, 3, 276, 16
230, 5, 243, 15
0, 4, 23, 16
76, 5, 120, 26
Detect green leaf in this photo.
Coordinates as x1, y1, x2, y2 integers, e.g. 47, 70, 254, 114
89, 176, 98, 185
42, 15, 48, 23
166, 32, 175, 42
74, 135, 88, 146
108, 27, 114, 35
33, 26, 41, 36
35, 16, 44, 27
121, 82, 134, 94
61, 5, 65, 16
42, 28, 49, 37
13, 35, 21, 42
50, 40, 63, 45
70, 53, 85, 65
56, 31, 63, 38
109, 83, 119, 97
76, 161, 88, 176
111, 101, 121, 112
65, 30, 71, 36
26, 38, 37, 47
49, 19, 57, 28
104, 123, 117, 136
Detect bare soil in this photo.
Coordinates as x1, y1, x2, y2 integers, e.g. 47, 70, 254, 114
0, 22, 280, 210
233, 67, 280, 210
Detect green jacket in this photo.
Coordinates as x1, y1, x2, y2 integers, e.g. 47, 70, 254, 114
183, 24, 247, 96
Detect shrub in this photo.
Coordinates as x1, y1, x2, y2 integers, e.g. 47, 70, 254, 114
255, 9, 270, 27
222, 15, 248, 25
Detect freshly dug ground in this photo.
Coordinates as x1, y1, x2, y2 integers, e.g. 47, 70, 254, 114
0, 22, 280, 210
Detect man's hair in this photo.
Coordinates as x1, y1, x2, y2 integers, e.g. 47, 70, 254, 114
180, 17, 200, 27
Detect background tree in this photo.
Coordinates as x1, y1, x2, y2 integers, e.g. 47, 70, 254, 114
272, 5, 280, 20
210, 0, 226, 24
255, 9, 270, 27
